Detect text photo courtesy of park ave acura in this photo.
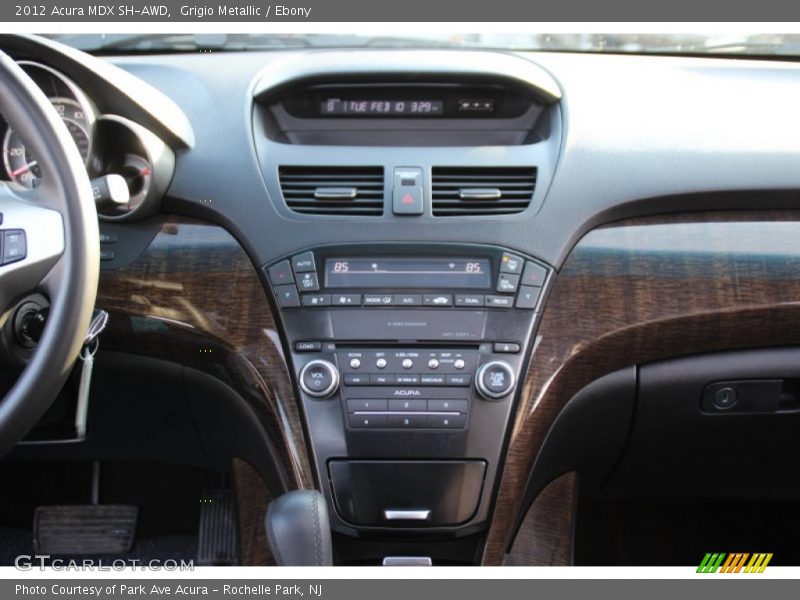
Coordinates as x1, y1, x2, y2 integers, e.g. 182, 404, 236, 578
15, 584, 316, 597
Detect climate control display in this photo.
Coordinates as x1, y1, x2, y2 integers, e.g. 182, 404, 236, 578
325, 258, 491, 289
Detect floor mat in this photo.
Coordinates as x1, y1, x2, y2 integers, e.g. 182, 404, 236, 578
0, 525, 197, 566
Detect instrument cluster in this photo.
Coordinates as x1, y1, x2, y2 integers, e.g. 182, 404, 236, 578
0, 60, 173, 221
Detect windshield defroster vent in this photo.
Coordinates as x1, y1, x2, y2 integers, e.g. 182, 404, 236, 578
431, 167, 537, 216
279, 166, 385, 216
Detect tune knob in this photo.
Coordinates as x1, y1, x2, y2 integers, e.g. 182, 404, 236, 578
299, 360, 339, 398
475, 361, 516, 400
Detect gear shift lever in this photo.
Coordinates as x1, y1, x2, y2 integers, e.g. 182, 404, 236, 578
265, 490, 333, 566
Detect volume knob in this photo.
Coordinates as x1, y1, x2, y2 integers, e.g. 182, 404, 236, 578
475, 361, 515, 400
299, 360, 339, 398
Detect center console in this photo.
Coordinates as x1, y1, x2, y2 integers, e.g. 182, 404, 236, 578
262, 243, 550, 540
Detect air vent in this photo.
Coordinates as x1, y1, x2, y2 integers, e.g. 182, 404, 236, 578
279, 166, 384, 216
431, 167, 537, 216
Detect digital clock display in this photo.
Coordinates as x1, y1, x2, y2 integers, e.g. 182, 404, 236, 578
325, 258, 492, 288
321, 98, 444, 116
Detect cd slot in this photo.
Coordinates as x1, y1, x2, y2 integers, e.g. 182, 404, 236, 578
331, 309, 485, 341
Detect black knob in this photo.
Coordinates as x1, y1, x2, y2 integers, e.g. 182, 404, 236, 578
299, 360, 339, 398
13, 303, 48, 348
476, 360, 515, 400
712, 386, 738, 410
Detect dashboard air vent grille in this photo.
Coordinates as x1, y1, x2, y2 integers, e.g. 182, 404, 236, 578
431, 167, 537, 216
279, 166, 384, 216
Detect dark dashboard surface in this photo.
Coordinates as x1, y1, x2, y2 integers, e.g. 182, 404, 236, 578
101, 48, 800, 269
4, 36, 800, 566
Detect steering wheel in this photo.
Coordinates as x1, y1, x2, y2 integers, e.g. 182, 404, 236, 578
0, 51, 98, 456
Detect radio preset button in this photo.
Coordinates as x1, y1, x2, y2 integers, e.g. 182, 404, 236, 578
347, 399, 388, 412
428, 399, 468, 412
426, 414, 466, 429
388, 414, 426, 428
376, 358, 388, 369
349, 413, 387, 429
389, 399, 426, 411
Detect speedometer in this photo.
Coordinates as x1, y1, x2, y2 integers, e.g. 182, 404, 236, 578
2, 97, 91, 189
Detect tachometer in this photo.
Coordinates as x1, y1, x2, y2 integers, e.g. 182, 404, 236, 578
3, 97, 91, 188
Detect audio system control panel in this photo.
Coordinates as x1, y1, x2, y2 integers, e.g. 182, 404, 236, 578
261, 243, 552, 534
336, 347, 479, 431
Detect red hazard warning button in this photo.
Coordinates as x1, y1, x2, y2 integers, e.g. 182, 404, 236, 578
393, 186, 423, 215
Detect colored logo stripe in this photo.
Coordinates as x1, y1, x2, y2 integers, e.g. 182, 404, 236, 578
744, 553, 773, 573
720, 553, 749, 573
697, 553, 726, 573
697, 553, 773, 573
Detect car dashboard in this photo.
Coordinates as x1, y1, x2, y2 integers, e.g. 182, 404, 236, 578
2, 33, 800, 566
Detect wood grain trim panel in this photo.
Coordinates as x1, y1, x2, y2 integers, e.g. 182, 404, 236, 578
503, 472, 577, 566
97, 217, 314, 494
233, 458, 277, 565
484, 212, 800, 565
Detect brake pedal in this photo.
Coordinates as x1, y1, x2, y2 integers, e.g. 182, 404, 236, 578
197, 489, 238, 565
33, 505, 137, 555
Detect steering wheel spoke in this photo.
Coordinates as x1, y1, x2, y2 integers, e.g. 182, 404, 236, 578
0, 183, 65, 312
